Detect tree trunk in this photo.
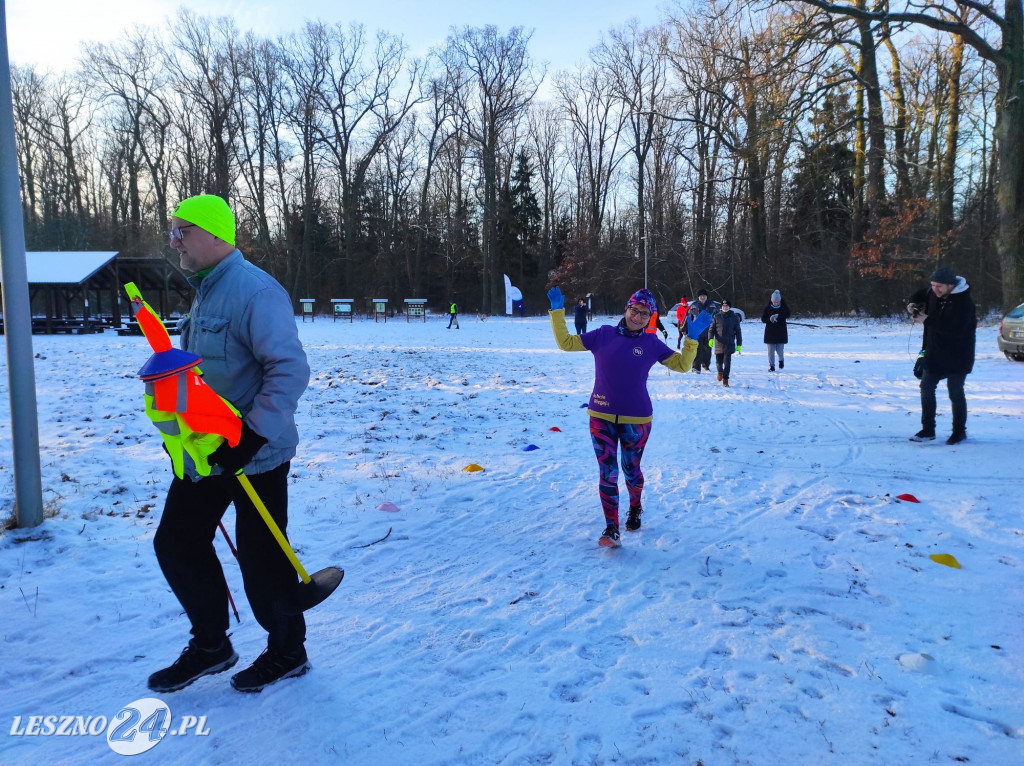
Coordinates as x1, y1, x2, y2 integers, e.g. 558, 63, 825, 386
856, 10, 886, 227
995, 19, 1023, 308
937, 34, 965, 244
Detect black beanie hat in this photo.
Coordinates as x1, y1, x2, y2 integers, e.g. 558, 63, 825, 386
698, 289, 708, 297
930, 267, 956, 285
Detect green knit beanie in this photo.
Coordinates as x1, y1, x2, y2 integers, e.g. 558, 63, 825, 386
172, 195, 235, 246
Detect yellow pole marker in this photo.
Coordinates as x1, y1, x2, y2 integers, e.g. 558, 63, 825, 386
236, 472, 312, 584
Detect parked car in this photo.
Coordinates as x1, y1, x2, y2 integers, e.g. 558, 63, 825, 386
666, 302, 744, 326
997, 302, 1024, 361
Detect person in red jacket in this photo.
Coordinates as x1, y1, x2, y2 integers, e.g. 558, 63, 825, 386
674, 297, 689, 349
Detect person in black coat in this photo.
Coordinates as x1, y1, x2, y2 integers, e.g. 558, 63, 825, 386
761, 289, 791, 371
711, 298, 742, 386
574, 297, 588, 334
906, 267, 976, 444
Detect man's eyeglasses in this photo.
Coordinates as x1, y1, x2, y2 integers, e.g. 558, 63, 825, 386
627, 306, 650, 319
169, 224, 198, 243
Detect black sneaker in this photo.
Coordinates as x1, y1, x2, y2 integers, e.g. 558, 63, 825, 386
598, 525, 621, 548
779, 360, 784, 369
946, 431, 966, 445
230, 647, 310, 693
625, 506, 642, 532
909, 429, 935, 442
148, 639, 238, 693
769, 365, 775, 372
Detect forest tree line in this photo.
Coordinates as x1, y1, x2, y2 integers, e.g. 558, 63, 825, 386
10, 0, 1023, 316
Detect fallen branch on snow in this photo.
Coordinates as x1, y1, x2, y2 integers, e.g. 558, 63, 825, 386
352, 527, 392, 549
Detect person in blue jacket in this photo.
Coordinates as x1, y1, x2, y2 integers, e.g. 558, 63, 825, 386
148, 195, 312, 695
547, 286, 712, 548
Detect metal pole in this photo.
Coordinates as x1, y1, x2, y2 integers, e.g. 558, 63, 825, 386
0, 0, 44, 528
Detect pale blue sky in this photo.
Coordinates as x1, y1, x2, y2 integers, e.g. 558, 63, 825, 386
5, 0, 670, 74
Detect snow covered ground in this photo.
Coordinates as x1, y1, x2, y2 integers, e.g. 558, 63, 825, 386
1, 310, 1022, 765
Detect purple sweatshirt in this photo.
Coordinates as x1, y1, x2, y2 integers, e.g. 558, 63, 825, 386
581, 325, 675, 419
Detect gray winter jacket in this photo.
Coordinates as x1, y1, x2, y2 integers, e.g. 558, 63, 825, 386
179, 249, 309, 478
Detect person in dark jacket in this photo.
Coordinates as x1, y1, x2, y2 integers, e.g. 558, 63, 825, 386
711, 299, 742, 387
906, 267, 976, 444
688, 290, 718, 372
574, 297, 588, 334
761, 289, 791, 371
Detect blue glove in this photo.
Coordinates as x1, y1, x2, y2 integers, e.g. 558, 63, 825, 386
547, 286, 565, 311
686, 312, 713, 340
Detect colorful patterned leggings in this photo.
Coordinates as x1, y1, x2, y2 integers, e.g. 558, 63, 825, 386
589, 416, 652, 528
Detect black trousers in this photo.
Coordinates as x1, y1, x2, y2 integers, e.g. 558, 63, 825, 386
920, 370, 967, 433
693, 341, 712, 371
153, 462, 306, 653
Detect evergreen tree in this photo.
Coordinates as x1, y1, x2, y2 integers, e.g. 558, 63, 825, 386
787, 91, 855, 256
498, 151, 543, 298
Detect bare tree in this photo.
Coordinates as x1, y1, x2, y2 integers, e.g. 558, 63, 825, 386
280, 22, 330, 297
792, 0, 1024, 309
665, 11, 730, 275
45, 74, 93, 224
555, 64, 625, 244
526, 101, 567, 276
233, 33, 292, 263
316, 23, 423, 295
594, 21, 672, 283
10, 65, 46, 229
83, 28, 174, 248
410, 66, 461, 296
165, 11, 242, 200
443, 25, 542, 313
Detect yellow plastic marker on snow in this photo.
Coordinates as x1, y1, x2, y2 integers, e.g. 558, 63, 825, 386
929, 553, 962, 569
464, 464, 485, 472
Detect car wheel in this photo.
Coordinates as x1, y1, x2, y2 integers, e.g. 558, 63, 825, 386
1005, 351, 1024, 362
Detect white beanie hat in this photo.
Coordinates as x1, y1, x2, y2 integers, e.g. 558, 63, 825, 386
771, 290, 781, 304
